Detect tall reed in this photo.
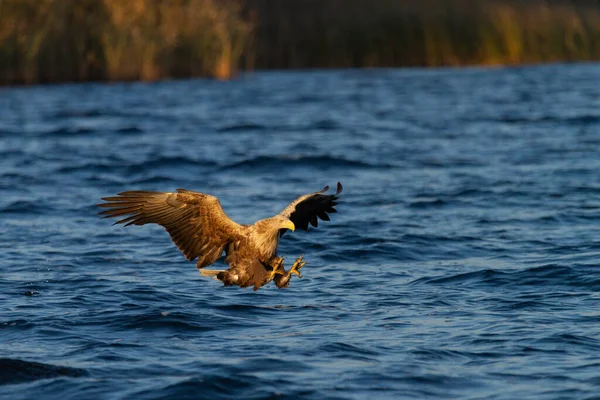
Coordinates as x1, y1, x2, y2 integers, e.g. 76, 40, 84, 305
0, 0, 252, 84
244, 0, 600, 68
1, 0, 600, 85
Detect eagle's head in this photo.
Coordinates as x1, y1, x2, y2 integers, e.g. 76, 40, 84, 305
253, 215, 295, 237
276, 216, 295, 232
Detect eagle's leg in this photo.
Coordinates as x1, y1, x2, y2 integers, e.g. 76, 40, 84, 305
288, 255, 305, 278
272, 256, 305, 289
266, 257, 286, 281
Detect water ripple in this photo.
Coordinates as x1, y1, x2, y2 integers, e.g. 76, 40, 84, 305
0, 358, 87, 385
2, 65, 600, 399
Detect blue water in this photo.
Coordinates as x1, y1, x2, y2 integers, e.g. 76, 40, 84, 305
1, 64, 600, 399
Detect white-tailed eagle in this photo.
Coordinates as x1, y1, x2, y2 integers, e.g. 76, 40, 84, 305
98, 182, 342, 290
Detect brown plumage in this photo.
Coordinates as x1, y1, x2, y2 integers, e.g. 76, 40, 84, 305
98, 182, 342, 290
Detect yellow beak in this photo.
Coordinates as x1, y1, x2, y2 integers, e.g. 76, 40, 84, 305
282, 220, 295, 232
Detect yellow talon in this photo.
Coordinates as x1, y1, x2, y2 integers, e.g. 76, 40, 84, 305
289, 255, 305, 278
268, 258, 285, 280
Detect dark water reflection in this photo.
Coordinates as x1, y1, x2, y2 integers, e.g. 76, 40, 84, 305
1, 64, 600, 399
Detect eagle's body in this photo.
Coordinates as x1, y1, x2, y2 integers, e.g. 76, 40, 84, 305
98, 183, 342, 290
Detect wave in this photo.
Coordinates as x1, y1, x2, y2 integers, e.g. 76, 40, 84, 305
416, 158, 485, 168
55, 156, 218, 174
1, 200, 45, 214
400, 233, 480, 244
0, 174, 47, 189
0, 358, 87, 385
410, 269, 504, 286
216, 119, 341, 133
541, 333, 600, 350
408, 348, 475, 362
53, 109, 107, 118
9, 125, 143, 137
477, 114, 600, 126
130, 175, 178, 185
449, 188, 494, 198
318, 342, 380, 359
408, 198, 448, 208
103, 310, 247, 332
132, 373, 301, 400
220, 154, 388, 171
213, 303, 283, 314
308, 118, 340, 131
405, 188, 495, 206
51, 109, 181, 124
47, 126, 97, 136
410, 264, 599, 289
216, 123, 268, 133
116, 126, 144, 134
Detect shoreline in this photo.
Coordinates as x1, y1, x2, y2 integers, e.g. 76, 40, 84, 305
1, 60, 596, 88
2, 0, 600, 86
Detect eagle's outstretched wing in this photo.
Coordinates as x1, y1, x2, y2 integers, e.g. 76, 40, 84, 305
97, 189, 243, 268
279, 182, 342, 234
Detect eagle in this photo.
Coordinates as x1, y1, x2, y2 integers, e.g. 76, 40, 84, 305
98, 182, 342, 290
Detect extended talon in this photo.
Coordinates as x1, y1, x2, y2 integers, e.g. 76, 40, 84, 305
267, 257, 286, 281
289, 255, 305, 278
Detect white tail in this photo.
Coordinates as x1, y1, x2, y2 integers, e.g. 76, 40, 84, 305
200, 269, 221, 278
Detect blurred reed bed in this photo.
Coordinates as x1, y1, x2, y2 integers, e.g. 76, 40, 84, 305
246, 0, 600, 68
1, 0, 600, 84
0, 0, 252, 84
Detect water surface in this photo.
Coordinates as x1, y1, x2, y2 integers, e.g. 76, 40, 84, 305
1, 64, 600, 399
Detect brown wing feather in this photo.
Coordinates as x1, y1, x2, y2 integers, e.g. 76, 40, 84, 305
279, 182, 342, 234
97, 189, 243, 268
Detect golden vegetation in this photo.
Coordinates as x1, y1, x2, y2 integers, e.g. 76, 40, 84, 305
1, 0, 600, 84
0, 0, 252, 84
246, 0, 600, 69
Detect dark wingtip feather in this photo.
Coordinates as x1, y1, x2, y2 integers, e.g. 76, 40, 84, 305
318, 211, 330, 221
336, 182, 343, 195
